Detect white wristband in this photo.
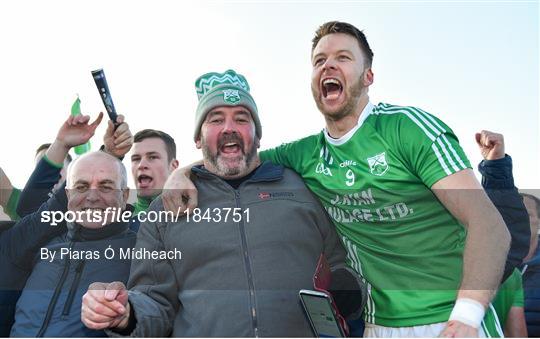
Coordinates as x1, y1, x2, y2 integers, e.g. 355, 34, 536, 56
448, 298, 485, 329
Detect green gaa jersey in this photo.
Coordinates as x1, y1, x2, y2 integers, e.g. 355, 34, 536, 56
260, 102, 472, 327
482, 268, 524, 336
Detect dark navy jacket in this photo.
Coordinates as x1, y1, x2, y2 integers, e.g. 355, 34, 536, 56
10, 221, 136, 337
0, 190, 68, 337
478, 155, 530, 280
0, 221, 28, 338
17, 157, 63, 218
1, 168, 138, 337
1, 155, 67, 336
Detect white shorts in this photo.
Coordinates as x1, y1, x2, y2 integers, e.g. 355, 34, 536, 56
363, 321, 488, 338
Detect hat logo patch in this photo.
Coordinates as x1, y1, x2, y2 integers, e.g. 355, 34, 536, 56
223, 89, 240, 104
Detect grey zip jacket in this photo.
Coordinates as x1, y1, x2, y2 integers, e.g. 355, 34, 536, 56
115, 161, 362, 337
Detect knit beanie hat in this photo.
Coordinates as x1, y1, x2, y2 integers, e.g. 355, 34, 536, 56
194, 69, 261, 141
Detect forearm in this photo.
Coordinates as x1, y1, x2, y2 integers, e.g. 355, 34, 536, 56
504, 307, 528, 337
46, 140, 70, 165
458, 201, 510, 306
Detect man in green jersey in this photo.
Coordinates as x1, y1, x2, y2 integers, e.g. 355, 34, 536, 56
488, 269, 526, 337
162, 22, 510, 337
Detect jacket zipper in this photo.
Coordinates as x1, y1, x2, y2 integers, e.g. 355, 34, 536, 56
36, 242, 75, 337
61, 260, 86, 318
234, 190, 259, 337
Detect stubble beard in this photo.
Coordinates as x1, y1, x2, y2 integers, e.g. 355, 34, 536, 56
312, 76, 364, 122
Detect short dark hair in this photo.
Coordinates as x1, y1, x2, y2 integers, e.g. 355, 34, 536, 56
35, 143, 51, 156
521, 193, 540, 216
133, 129, 177, 162
312, 21, 374, 68
35, 143, 72, 163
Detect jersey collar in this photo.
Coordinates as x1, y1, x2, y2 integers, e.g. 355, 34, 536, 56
324, 101, 375, 146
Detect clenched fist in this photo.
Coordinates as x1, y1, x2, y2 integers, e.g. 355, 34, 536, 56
475, 130, 505, 161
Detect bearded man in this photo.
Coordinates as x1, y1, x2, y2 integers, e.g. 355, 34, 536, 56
81, 70, 365, 337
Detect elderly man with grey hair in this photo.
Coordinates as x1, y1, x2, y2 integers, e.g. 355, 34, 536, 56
8, 151, 137, 337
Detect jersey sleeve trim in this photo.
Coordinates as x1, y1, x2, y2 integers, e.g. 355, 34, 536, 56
376, 103, 469, 178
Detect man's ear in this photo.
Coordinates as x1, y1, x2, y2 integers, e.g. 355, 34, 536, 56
363, 68, 374, 87
255, 138, 261, 149
122, 188, 130, 203
170, 159, 179, 171
195, 138, 202, 150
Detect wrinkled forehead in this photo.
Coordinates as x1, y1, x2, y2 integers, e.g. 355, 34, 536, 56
69, 156, 122, 186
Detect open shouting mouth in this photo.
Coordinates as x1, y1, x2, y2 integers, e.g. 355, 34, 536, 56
221, 142, 241, 154
218, 135, 245, 157
321, 77, 343, 101
137, 174, 153, 189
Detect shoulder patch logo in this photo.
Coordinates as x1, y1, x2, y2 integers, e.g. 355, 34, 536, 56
367, 152, 389, 176
223, 89, 240, 104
